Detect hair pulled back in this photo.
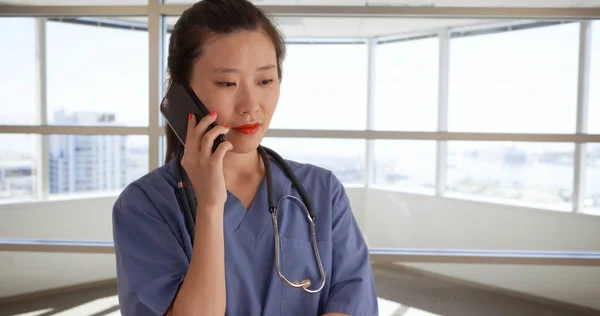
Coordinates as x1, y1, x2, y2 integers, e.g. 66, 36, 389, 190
164, 0, 286, 164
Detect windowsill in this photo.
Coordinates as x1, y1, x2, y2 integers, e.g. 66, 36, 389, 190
583, 207, 600, 216
365, 185, 597, 216
0, 185, 596, 219
341, 182, 366, 189
368, 184, 435, 196
0, 190, 122, 206
443, 191, 572, 213
0, 184, 366, 206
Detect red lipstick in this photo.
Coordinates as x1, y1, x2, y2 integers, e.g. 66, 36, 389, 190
232, 122, 261, 135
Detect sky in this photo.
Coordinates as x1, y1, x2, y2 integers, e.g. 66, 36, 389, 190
0, 18, 599, 159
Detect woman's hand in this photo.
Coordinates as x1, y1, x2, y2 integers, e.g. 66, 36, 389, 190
181, 111, 233, 210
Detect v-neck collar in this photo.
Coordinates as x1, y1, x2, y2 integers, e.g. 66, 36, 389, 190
224, 157, 287, 246
175, 157, 288, 246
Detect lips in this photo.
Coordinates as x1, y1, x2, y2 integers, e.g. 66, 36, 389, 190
232, 122, 261, 135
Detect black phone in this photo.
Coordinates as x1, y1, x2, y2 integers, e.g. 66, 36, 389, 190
160, 81, 226, 153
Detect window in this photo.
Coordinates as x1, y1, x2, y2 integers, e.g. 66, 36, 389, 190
585, 143, 600, 215
46, 18, 149, 127
160, 16, 176, 128
374, 37, 439, 131
589, 21, 600, 134
0, 18, 37, 125
446, 141, 574, 210
270, 43, 368, 130
160, 20, 368, 131
0, 134, 39, 203
159, 135, 167, 166
260, 138, 365, 186
448, 22, 579, 134
371, 140, 436, 194
47, 135, 148, 197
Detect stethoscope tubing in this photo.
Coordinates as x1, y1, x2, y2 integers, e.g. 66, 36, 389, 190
174, 145, 325, 293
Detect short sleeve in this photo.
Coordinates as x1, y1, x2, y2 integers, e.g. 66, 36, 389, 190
112, 184, 189, 316
323, 174, 378, 316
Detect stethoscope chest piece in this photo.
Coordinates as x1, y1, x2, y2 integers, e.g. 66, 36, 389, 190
270, 193, 326, 294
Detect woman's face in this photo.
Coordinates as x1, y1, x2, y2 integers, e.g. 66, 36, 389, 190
189, 29, 280, 154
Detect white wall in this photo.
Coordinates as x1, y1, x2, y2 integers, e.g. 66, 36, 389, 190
1, 187, 599, 311
0, 188, 365, 300
365, 189, 600, 310
0, 196, 117, 299
364, 189, 600, 251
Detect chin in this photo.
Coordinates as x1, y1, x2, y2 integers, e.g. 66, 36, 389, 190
230, 140, 261, 154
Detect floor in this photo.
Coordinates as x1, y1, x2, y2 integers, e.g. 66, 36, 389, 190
0, 266, 596, 316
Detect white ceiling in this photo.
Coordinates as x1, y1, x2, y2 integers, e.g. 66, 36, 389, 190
109, 15, 497, 38
162, 15, 495, 38
264, 17, 497, 37
3, 0, 597, 37
1, 0, 600, 6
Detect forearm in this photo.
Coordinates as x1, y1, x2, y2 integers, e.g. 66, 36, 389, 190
170, 206, 226, 316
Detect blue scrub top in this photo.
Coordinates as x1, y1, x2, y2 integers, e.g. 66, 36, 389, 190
112, 156, 378, 316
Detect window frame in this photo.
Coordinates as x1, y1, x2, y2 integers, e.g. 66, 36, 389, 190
0, 3, 598, 215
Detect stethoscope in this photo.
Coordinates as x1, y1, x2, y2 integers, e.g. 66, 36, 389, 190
174, 145, 326, 294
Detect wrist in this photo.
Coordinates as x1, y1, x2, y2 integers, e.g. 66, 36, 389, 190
196, 204, 224, 220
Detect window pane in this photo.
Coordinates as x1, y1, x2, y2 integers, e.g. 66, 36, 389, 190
584, 143, 600, 215
159, 135, 167, 167
448, 22, 579, 133
372, 140, 436, 194
446, 141, 574, 210
46, 18, 148, 127
260, 138, 365, 186
47, 135, 148, 197
161, 19, 368, 130
589, 21, 600, 134
0, 18, 37, 125
270, 43, 368, 130
0, 134, 39, 203
161, 18, 173, 128
374, 37, 438, 131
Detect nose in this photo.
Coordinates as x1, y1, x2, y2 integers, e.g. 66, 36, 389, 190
235, 82, 260, 115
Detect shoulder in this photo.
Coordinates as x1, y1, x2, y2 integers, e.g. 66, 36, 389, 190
113, 160, 179, 220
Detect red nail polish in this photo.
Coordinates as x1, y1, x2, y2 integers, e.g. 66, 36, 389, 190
188, 114, 193, 120
224, 125, 229, 129
209, 111, 216, 116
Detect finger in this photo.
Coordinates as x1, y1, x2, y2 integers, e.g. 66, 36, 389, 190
212, 140, 233, 162
201, 125, 230, 156
185, 113, 197, 148
194, 111, 218, 141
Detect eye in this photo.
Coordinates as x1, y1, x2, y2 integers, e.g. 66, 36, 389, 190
218, 82, 236, 87
259, 79, 273, 85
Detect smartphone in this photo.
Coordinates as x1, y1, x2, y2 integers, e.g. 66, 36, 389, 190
160, 81, 226, 153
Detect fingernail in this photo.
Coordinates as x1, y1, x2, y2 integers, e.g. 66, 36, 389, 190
209, 111, 216, 116
224, 125, 229, 129
188, 114, 193, 121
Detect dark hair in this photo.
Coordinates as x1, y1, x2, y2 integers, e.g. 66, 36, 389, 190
164, 0, 286, 164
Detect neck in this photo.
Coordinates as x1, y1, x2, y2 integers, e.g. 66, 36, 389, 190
222, 148, 263, 179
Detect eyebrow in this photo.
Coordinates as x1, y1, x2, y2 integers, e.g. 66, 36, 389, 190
212, 64, 276, 73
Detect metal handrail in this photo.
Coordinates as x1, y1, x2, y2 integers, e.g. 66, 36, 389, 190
2, 238, 600, 266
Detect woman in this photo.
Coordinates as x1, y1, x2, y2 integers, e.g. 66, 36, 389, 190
112, 0, 378, 315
